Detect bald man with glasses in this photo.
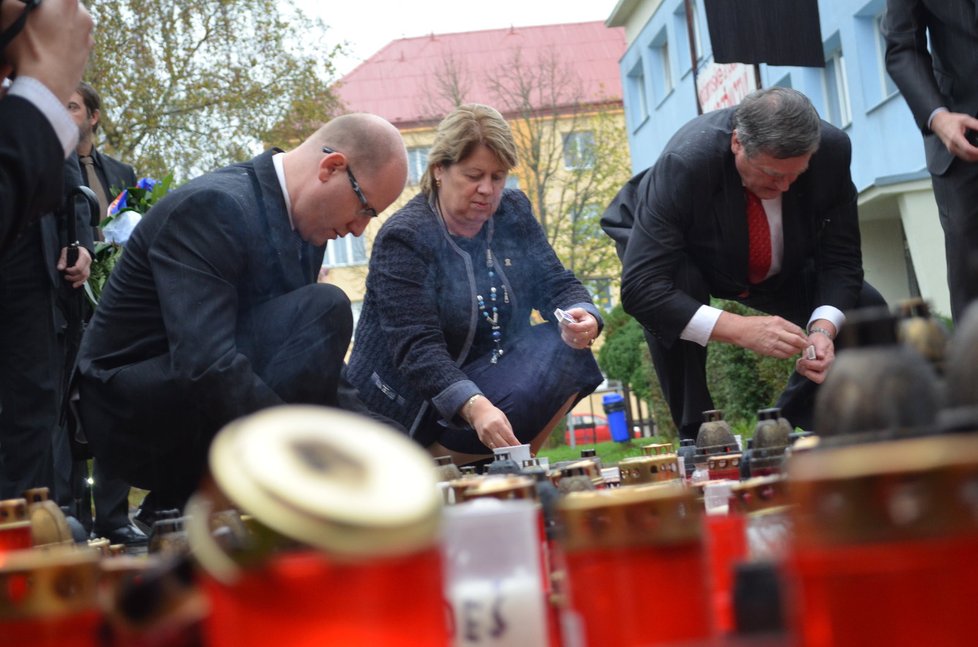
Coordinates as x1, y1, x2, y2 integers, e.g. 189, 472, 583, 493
76, 114, 408, 513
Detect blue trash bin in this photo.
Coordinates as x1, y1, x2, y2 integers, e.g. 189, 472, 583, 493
602, 393, 629, 443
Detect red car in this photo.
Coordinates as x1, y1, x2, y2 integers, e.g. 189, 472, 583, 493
564, 413, 611, 444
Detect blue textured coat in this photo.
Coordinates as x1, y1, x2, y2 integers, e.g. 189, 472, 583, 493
347, 189, 600, 437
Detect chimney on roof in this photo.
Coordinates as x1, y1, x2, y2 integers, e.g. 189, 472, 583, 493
509, 25, 516, 35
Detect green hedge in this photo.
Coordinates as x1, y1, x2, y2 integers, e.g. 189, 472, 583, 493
598, 301, 796, 439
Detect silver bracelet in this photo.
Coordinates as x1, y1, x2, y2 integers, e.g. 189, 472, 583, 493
808, 325, 834, 340
462, 394, 483, 423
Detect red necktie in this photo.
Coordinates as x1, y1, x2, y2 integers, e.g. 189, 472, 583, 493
745, 190, 771, 284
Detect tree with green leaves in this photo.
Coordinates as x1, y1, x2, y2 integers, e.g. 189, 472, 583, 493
83, 0, 344, 182
597, 304, 675, 439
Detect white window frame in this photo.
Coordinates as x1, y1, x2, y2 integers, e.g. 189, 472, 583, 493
563, 131, 596, 170
323, 233, 367, 267
407, 146, 430, 185
823, 47, 852, 128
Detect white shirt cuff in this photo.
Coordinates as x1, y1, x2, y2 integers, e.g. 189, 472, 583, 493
927, 107, 949, 131
7, 76, 78, 158
808, 306, 845, 335
680, 305, 723, 347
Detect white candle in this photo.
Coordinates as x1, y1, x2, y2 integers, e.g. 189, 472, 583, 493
448, 573, 549, 646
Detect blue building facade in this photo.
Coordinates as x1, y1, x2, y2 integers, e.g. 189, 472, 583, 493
609, 0, 949, 315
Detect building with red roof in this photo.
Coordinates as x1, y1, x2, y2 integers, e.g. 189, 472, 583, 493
335, 21, 625, 129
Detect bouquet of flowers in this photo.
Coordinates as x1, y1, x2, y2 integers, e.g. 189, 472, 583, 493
84, 175, 172, 307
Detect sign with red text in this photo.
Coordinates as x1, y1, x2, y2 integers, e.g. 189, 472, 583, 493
696, 62, 757, 112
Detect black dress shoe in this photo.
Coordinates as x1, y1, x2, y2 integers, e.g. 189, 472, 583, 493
97, 523, 149, 547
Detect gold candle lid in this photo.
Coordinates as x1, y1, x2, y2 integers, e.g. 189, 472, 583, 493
618, 455, 681, 486
208, 405, 442, 558
729, 475, 788, 515
462, 475, 537, 502
0, 498, 28, 524
640, 443, 674, 456
557, 482, 699, 551
788, 434, 978, 547
29, 500, 72, 547
0, 546, 100, 620
559, 459, 603, 483
707, 453, 743, 470
447, 475, 486, 504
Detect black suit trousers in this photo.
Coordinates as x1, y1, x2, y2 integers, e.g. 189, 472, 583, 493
644, 255, 886, 439
932, 158, 978, 322
78, 283, 353, 509
0, 228, 60, 499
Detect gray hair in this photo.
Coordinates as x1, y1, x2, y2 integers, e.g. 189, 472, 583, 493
420, 103, 518, 195
733, 87, 821, 159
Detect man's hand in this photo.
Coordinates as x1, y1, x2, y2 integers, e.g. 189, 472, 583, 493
1, 0, 94, 103
796, 330, 835, 383
57, 245, 91, 288
931, 111, 978, 163
713, 311, 809, 359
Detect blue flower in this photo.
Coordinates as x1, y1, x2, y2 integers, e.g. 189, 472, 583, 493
136, 177, 159, 191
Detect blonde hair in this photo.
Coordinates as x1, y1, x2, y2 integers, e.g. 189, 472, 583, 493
420, 104, 518, 195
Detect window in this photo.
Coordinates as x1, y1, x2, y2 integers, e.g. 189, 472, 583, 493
407, 146, 429, 185
563, 131, 596, 170
350, 300, 363, 336
854, 2, 900, 110
648, 29, 673, 104
323, 233, 367, 267
823, 45, 852, 128
874, 14, 898, 98
673, 0, 703, 73
627, 60, 649, 127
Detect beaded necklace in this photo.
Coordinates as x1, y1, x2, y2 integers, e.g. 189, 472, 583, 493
477, 246, 509, 364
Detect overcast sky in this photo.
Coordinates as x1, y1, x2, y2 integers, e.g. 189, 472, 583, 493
291, 0, 620, 76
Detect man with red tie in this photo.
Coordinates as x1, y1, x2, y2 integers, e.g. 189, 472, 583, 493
602, 88, 885, 439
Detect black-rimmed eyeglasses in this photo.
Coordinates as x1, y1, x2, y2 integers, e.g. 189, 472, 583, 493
322, 146, 378, 218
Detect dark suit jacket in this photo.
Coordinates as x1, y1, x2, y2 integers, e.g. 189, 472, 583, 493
38, 154, 96, 288
0, 96, 65, 254
883, 0, 978, 175
602, 108, 864, 347
78, 149, 325, 428
80, 147, 136, 206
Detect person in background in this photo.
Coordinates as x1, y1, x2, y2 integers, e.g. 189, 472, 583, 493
602, 88, 885, 439
69, 82, 136, 234
883, 0, 978, 323
77, 113, 408, 516
347, 103, 604, 466
58, 81, 143, 546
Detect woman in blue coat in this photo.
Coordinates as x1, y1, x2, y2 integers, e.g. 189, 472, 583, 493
347, 104, 603, 465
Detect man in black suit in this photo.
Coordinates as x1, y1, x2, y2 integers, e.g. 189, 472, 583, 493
883, 1, 978, 323
0, 153, 93, 499
77, 113, 408, 511
0, 0, 93, 252
602, 88, 885, 439
61, 81, 143, 546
